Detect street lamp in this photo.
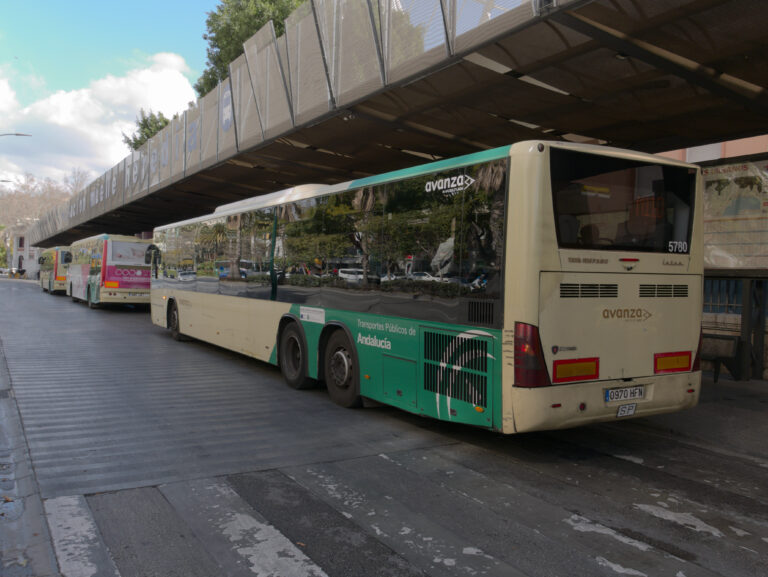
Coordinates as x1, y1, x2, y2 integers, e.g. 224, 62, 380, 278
0, 133, 31, 137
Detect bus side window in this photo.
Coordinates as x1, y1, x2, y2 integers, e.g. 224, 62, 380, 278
145, 245, 161, 278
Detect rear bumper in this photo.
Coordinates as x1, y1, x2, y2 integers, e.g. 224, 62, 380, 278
511, 372, 701, 433
99, 289, 150, 304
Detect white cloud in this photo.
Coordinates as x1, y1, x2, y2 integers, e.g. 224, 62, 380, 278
0, 76, 19, 116
0, 53, 196, 185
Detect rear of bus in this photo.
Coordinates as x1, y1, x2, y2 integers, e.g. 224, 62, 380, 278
51, 248, 71, 293
38, 247, 70, 293
506, 142, 702, 433
99, 238, 151, 305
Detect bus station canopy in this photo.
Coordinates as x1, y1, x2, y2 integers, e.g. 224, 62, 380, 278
30, 0, 768, 247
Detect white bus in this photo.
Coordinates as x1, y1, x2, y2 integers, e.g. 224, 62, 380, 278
39, 246, 71, 294
68, 234, 151, 308
148, 141, 702, 433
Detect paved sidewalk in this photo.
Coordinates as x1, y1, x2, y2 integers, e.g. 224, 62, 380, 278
0, 340, 58, 576
636, 373, 768, 463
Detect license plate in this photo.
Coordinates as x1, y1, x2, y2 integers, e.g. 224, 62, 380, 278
605, 385, 645, 403
616, 403, 637, 418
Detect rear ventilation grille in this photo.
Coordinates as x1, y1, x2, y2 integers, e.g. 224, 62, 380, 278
423, 330, 491, 408
560, 283, 618, 298
640, 284, 689, 298
468, 300, 495, 326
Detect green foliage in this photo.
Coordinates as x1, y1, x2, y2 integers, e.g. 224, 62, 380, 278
0, 225, 6, 266
122, 109, 170, 151
195, 0, 303, 97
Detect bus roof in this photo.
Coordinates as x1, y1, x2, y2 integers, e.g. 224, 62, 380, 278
71, 234, 151, 246
154, 141, 698, 232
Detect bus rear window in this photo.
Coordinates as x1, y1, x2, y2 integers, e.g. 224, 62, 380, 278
110, 241, 148, 266
551, 148, 696, 253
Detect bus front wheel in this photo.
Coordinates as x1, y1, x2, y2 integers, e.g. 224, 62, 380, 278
323, 330, 362, 408
168, 301, 187, 341
279, 322, 313, 390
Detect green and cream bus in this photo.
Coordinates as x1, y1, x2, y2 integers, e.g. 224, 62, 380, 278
148, 141, 703, 433
39, 246, 71, 294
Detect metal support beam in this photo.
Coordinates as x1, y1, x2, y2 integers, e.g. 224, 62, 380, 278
551, 10, 768, 119
751, 280, 765, 379
739, 279, 752, 380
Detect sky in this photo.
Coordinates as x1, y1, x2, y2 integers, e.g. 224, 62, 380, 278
0, 0, 220, 186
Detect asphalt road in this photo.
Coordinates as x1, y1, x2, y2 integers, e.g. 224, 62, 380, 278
1, 278, 766, 576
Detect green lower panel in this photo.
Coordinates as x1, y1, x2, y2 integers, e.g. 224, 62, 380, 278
382, 355, 417, 410
293, 305, 498, 429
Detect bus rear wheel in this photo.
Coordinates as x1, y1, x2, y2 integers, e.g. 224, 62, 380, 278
87, 288, 99, 309
279, 322, 313, 389
323, 330, 362, 408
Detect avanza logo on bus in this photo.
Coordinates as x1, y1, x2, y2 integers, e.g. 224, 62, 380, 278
425, 175, 476, 197
602, 308, 652, 321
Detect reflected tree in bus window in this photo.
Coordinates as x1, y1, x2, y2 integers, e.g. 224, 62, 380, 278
460, 159, 506, 298
178, 224, 197, 279
321, 190, 364, 279
278, 199, 323, 286
196, 218, 229, 278
160, 229, 176, 279
89, 240, 103, 276
239, 208, 274, 287
350, 186, 381, 288
219, 214, 244, 282
374, 160, 507, 299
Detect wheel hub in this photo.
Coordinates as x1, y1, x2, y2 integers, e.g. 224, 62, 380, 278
329, 349, 351, 387
287, 336, 301, 369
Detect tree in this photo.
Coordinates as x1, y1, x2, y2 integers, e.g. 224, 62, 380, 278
0, 175, 71, 261
0, 225, 7, 268
63, 167, 93, 195
122, 109, 170, 151
195, 0, 302, 97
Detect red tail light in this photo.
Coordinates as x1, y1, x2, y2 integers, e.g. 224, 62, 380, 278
514, 322, 552, 388
692, 330, 702, 371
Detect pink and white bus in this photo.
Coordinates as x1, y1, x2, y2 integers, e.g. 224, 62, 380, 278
67, 234, 151, 308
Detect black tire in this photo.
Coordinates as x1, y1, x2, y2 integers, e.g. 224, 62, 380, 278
279, 322, 313, 389
168, 301, 186, 341
323, 330, 362, 408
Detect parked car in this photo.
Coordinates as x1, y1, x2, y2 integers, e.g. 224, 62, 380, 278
408, 271, 439, 282
338, 268, 380, 284
380, 273, 405, 282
